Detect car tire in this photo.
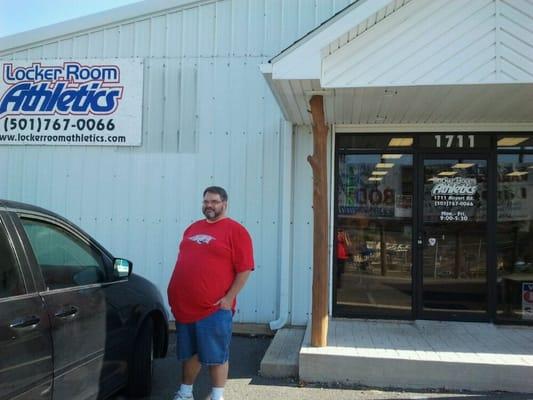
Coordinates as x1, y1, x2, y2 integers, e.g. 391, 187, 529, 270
127, 318, 153, 397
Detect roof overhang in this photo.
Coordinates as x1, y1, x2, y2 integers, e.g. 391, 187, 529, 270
262, 0, 533, 127
269, 0, 392, 80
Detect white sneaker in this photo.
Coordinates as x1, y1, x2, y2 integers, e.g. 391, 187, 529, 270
172, 391, 194, 400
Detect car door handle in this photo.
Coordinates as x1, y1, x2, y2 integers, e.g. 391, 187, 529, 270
54, 306, 79, 319
10, 315, 41, 329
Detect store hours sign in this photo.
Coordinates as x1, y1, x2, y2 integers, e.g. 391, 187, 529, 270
431, 177, 478, 222
0, 59, 143, 146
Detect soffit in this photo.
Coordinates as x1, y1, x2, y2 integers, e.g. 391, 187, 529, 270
265, 80, 533, 126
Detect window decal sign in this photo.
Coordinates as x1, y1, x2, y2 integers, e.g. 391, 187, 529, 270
431, 177, 478, 222
0, 59, 143, 146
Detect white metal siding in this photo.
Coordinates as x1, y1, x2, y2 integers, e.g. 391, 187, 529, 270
290, 126, 314, 325
0, 0, 354, 324
289, 124, 335, 326
322, 0, 533, 88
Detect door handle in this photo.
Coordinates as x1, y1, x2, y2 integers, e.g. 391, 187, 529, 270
10, 315, 40, 329
54, 305, 79, 319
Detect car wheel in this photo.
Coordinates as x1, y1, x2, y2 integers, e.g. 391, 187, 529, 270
127, 318, 153, 397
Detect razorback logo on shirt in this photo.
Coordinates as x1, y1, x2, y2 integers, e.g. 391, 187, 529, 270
188, 234, 215, 244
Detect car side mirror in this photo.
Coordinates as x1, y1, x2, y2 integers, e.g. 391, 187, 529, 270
113, 258, 132, 279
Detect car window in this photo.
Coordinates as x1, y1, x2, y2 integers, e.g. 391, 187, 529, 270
0, 219, 25, 298
21, 219, 106, 289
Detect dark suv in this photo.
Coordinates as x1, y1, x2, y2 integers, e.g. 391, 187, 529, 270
0, 200, 168, 400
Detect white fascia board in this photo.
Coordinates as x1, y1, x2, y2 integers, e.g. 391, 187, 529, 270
259, 63, 273, 74
323, 80, 533, 89
0, 0, 209, 54
271, 0, 393, 80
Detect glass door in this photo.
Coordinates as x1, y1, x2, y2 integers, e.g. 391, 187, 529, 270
419, 157, 489, 319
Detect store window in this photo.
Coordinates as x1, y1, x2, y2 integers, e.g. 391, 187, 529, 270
335, 135, 413, 317
496, 136, 533, 322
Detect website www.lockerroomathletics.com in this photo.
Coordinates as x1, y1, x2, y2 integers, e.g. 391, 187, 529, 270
0, 132, 126, 144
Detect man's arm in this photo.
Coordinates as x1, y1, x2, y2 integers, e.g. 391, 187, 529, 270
215, 270, 252, 310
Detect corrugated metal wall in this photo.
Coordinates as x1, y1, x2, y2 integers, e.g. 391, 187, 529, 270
0, 0, 354, 324
290, 126, 314, 325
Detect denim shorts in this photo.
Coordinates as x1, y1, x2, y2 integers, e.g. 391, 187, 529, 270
175, 309, 233, 365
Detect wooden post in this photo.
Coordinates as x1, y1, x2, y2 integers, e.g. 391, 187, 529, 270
308, 95, 329, 347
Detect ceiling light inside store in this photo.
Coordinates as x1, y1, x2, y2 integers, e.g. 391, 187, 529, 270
382, 154, 403, 159
368, 177, 383, 181
428, 177, 440, 182
371, 171, 388, 176
438, 171, 458, 176
388, 138, 413, 147
376, 163, 394, 169
452, 163, 474, 169
497, 137, 528, 146
506, 171, 528, 177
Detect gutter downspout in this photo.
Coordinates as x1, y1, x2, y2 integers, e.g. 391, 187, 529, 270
269, 120, 293, 331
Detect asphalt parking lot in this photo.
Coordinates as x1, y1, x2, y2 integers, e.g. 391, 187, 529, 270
113, 334, 533, 400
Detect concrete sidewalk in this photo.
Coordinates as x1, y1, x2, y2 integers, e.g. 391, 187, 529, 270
300, 319, 533, 393
113, 333, 533, 400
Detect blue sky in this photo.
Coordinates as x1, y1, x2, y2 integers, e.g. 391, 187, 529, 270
0, 0, 141, 38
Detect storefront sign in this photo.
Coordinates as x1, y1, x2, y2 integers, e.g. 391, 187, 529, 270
0, 59, 143, 146
523, 283, 533, 320
431, 177, 478, 222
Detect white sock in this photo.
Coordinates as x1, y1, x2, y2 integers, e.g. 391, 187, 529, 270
211, 386, 224, 400
179, 383, 193, 397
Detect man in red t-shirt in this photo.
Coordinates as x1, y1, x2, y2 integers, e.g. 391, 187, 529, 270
168, 186, 254, 400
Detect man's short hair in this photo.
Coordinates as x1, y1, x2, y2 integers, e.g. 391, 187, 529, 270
203, 186, 228, 202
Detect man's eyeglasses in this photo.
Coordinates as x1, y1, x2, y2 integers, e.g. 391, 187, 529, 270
203, 200, 223, 206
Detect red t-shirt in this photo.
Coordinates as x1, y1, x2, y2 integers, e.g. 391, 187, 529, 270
167, 218, 254, 323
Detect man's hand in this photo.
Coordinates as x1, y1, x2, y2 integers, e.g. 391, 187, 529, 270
215, 295, 234, 310
214, 270, 252, 311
